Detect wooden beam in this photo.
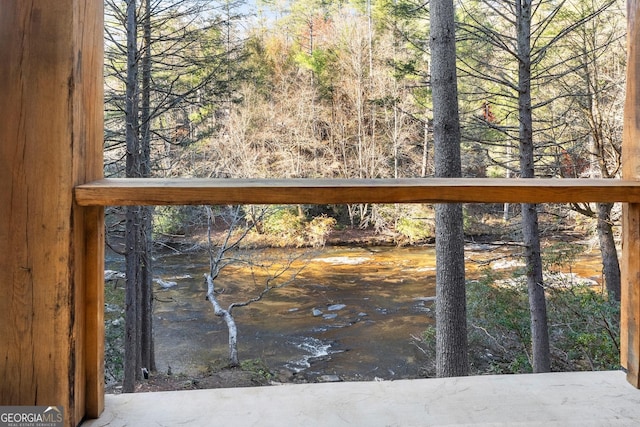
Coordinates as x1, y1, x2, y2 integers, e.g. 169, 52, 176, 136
75, 178, 640, 206
82, 206, 105, 418
0, 1, 104, 425
622, 204, 640, 387
622, 0, 640, 389
76, 1, 105, 418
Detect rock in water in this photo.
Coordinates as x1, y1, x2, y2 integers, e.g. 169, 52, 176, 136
154, 278, 177, 289
317, 375, 341, 383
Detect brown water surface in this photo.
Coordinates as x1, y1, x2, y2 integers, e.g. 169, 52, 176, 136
108, 242, 604, 381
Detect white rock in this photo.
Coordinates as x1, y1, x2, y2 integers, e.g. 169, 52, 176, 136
153, 278, 177, 289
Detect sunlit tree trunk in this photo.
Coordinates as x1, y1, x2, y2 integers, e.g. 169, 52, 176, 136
431, 0, 468, 377
516, 0, 551, 373
205, 274, 240, 366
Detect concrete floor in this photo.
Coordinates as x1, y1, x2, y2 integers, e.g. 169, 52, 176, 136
81, 370, 640, 427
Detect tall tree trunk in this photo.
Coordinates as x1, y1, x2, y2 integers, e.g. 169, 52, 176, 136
580, 34, 622, 303
140, 0, 155, 375
123, 0, 140, 393
123, 209, 139, 393
517, 0, 550, 373
123, 0, 155, 392
431, 0, 468, 377
597, 202, 621, 301
521, 203, 550, 372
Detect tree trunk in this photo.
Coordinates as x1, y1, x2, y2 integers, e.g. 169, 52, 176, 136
123, 0, 140, 393
123, 0, 155, 392
516, 0, 551, 373
205, 274, 240, 366
123, 208, 139, 393
503, 144, 512, 220
431, 0, 468, 377
597, 202, 621, 301
140, 0, 155, 374
422, 108, 429, 178
521, 203, 550, 372
139, 208, 154, 373
223, 311, 239, 367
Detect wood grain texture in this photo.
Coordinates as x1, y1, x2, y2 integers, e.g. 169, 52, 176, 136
0, 2, 74, 417
622, 0, 640, 389
82, 207, 105, 418
0, 1, 104, 424
75, 178, 640, 206
622, 204, 640, 387
74, 0, 105, 419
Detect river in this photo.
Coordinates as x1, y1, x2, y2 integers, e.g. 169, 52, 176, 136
106, 242, 604, 382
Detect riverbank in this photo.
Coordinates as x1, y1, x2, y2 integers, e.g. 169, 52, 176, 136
149, 205, 595, 253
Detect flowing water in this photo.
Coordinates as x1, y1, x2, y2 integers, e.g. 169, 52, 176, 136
106, 242, 604, 381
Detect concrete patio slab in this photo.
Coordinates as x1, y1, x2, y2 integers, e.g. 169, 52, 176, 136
81, 370, 640, 426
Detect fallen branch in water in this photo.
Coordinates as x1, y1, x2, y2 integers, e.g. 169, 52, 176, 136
203, 205, 307, 366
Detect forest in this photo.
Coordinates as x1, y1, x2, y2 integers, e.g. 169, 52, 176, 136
103, 0, 626, 392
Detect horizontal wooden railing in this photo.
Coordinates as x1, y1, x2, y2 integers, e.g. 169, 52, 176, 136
75, 178, 640, 206
74, 176, 640, 391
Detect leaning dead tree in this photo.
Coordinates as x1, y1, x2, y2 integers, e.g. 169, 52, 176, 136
203, 205, 304, 366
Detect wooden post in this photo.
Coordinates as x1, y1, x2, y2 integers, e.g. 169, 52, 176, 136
0, 1, 104, 425
622, 0, 640, 389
